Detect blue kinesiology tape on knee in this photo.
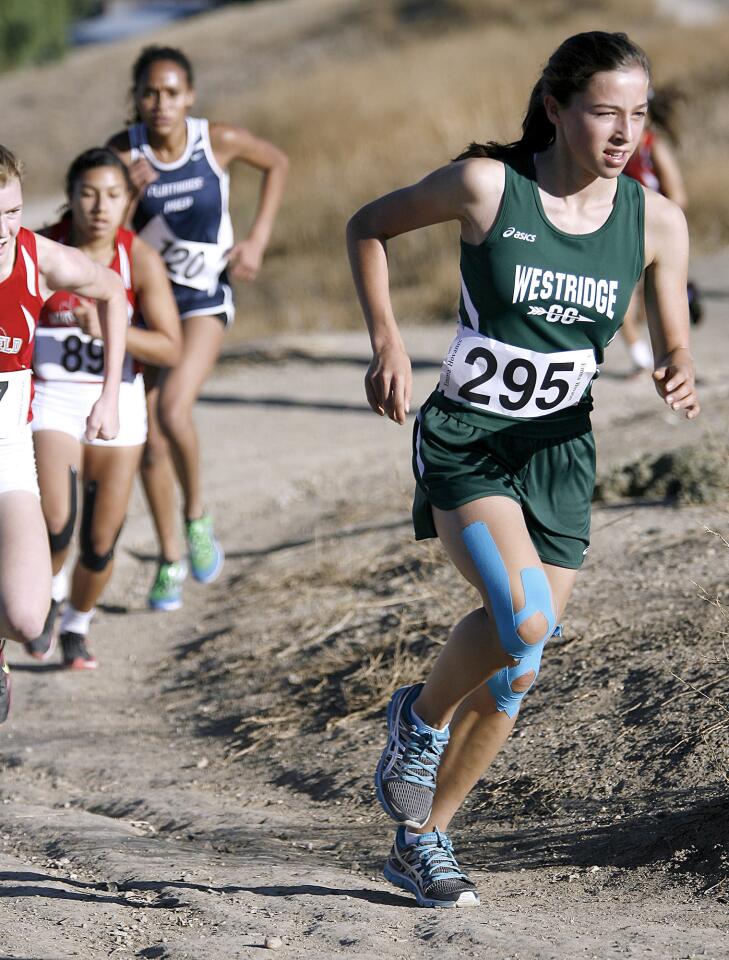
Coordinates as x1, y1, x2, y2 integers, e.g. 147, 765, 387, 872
486, 623, 562, 718
461, 522, 556, 659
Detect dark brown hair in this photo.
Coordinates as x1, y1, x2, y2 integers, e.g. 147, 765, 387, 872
128, 45, 194, 124
65, 147, 133, 200
455, 31, 651, 164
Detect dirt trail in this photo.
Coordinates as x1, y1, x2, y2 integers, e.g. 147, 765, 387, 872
1, 252, 728, 960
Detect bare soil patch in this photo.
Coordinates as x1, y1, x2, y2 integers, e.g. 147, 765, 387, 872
1, 255, 728, 957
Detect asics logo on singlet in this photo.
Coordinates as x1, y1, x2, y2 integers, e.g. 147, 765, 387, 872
503, 226, 536, 242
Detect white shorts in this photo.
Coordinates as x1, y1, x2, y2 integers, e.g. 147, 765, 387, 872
31, 374, 147, 447
0, 423, 40, 497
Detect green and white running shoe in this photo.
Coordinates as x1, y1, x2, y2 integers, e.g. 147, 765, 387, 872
148, 560, 188, 612
185, 514, 224, 584
384, 827, 480, 908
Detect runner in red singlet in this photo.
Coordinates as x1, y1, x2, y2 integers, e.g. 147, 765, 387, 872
621, 86, 700, 372
0, 145, 127, 722
28, 148, 181, 669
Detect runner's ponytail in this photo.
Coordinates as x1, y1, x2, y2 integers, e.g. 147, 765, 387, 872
455, 31, 651, 164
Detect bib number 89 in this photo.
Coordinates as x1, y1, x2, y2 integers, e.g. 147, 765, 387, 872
61, 335, 105, 375
458, 347, 574, 412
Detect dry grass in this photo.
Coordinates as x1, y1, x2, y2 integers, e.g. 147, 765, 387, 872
218, 0, 729, 339
228, 535, 470, 756
593, 438, 729, 504
682, 527, 729, 782
6, 0, 729, 338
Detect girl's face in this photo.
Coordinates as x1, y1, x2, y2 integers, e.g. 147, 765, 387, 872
134, 60, 194, 136
71, 166, 129, 242
0, 177, 23, 270
547, 66, 649, 179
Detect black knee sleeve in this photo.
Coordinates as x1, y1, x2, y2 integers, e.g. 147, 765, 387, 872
48, 467, 78, 554
79, 480, 123, 573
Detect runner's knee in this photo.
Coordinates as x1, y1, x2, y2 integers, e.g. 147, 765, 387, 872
517, 610, 550, 647
47, 466, 77, 554
79, 481, 122, 572
462, 521, 555, 659
486, 626, 562, 718
158, 395, 192, 439
510, 669, 536, 693
142, 433, 169, 468
4, 600, 47, 643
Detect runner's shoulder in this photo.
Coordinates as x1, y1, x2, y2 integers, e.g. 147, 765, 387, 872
131, 234, 168, 282
450, 156, 506, 203
106, 130, 133, 162
642, 183, 687, 234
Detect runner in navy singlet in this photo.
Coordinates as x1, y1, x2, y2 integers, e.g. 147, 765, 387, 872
108, 46, 288, 611
0, 144, 127, 722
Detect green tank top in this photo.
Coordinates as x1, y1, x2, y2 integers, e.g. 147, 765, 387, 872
436, 157, 645, 436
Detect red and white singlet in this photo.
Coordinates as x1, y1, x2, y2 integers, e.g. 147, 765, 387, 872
33, 220, 138, 384
623, 130, 661, 194
0, 227, 44, 435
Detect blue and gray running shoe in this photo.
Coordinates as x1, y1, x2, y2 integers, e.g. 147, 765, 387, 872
186, 515, 224, 584
375, 683, 449, 828
384, 827, 480, 908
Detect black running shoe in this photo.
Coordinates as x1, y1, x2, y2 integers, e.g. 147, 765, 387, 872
60, 631, 97, 670
0, 640, 11, 722
24, 599, 61, 661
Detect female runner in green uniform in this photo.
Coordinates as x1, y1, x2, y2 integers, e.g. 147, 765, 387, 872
347, 31, 699, 908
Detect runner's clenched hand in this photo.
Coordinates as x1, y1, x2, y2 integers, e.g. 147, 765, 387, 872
128, 157, 159, 195
653, 348, 700, 420
73, 297, 103, 340
228, 238, 264, 282
365, 342, 412, 425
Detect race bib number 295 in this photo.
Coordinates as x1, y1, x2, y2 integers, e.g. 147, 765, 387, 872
439, 331, 597, 419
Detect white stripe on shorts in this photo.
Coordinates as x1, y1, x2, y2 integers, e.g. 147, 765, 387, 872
414, 414, 425, 480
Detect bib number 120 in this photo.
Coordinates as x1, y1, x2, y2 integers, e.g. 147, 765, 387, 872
159, 239, 206, 280
458, 346, 574, 411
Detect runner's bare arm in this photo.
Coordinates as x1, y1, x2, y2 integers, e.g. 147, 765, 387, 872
35, 233, 127, 439
106, 131, 158, 224
642, 189, 699, 419
650, 135, 688, 210
346, 159, 505, 424
210, 123, 289, 282
126, 237, 182, 366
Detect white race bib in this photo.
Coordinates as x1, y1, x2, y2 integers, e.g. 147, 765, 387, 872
33, 328, 134, 383
439, 329, 597, 419
0, 369, 32, 438
140, 215, 228, 292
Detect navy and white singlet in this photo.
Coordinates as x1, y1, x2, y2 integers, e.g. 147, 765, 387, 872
129, 116, 235, 325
